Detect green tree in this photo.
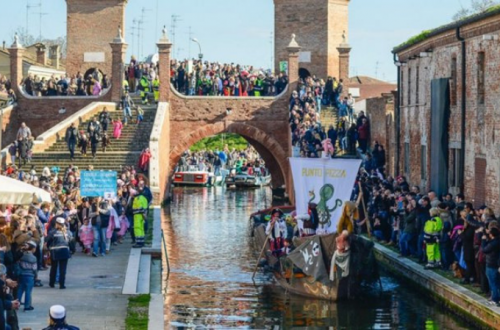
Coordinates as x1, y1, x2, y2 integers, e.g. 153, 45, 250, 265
190, 134, 249, 152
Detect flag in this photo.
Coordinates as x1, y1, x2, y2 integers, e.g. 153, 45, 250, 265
289, 158, 361, 234
287, 236, 329, 284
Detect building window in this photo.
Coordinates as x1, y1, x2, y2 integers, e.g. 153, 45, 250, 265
451, 57, 457, 106
449, 148, 462, 188
404, 143, 410, 175
416, 66, 420, 105
421, 145, 427, 180
478, 52, 485, 105
407, 68, 412, 105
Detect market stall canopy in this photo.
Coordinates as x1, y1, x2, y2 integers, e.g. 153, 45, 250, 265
0, 175, 52, 205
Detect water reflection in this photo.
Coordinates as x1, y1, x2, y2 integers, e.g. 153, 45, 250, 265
163, 187, 471, 329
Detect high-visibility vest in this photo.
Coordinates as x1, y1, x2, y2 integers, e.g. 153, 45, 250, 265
153, 79, 160, 91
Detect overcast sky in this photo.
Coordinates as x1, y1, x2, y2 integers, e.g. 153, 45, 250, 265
0, 0, 470, 82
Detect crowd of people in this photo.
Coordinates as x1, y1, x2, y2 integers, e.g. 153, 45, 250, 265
354, 154, 500, 306
176, 146, 266, 176
289, 75, 370, 158
21, 70, 110, 97
169, 59, 288, 97
0, 160, 153, 328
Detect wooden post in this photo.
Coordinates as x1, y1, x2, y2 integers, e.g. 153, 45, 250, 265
358, 182, 371, 237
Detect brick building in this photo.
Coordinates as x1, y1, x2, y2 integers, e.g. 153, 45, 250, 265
392, 7, 500, 209
66, 0, 126, 76
274, 0, 351, 80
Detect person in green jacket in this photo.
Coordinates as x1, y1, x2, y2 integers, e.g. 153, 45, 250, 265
424, 207, 444, 269
132, 189, 148, 248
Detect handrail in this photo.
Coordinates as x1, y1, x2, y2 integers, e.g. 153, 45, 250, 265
161, 229, 170, 280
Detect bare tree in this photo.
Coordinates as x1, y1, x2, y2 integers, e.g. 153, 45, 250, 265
453, 0, 500, 20
11, 27, 67, 58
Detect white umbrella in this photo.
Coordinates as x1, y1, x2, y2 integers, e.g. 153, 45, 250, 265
0, 175, 52, 205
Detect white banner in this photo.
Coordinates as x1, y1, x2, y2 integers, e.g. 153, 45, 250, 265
289, 158, 362, 234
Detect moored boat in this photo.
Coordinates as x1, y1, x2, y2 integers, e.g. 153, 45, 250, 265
251, 158, 380, 300
173, 166, 222, 186
225, 167, 271, 188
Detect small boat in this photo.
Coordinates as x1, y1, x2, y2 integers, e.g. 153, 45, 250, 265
251, 206, 379, 301
173, 166, 222, 187
225, 168, 271, 188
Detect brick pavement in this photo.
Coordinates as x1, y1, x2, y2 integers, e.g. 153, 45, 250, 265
18, 240, 131, 330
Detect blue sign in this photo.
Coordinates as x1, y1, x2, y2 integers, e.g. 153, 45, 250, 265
80, 171, 117, 198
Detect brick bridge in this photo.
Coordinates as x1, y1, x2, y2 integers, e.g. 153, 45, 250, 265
149, 33, 303, 203
4, 31, 303, 204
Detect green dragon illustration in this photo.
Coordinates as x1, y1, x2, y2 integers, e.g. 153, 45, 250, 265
309, 184, 343, 229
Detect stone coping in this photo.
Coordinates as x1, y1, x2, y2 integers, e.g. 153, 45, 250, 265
170, 82, 289, 101
32, 101, 116, 153
149, 102, 168, 195
370, 238, 500, 329
16, 85, 111, 100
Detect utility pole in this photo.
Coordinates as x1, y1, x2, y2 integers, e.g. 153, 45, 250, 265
269, 31, 274, 72
34, 0, 47, 42
171, 14, 181, 59
139, 7, 152, 60
375, 61, 379, 79
130, 19, 137, 57
26, 0, 40, 44
136, 18, 143, 60
155, 0, 159, 41
188, 26, 193, 59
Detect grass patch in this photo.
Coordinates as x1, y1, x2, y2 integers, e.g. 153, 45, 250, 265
125, 294, 151, 330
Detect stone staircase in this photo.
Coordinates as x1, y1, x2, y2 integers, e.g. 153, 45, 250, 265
25, 97, 156, 172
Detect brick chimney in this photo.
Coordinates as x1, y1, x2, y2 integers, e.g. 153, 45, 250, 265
49, 45, 60, 69
36, 44, 47, 66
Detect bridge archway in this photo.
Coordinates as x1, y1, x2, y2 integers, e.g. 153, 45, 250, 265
167, 121, 289, 196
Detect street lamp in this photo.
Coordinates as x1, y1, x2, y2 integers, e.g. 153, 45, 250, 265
191, 37, 203, 61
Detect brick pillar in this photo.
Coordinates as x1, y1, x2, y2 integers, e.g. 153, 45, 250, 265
109, 28, 128, 103
8, 34, 25, 92
36, 45, 46, 66
286, 34, 301, 93
286, 34, 301, 205
156, 27, 173, 102
337, 43, 352, 83
50, 45, 60, 70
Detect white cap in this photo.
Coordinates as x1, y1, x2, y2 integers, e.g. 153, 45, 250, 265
26, 240, 37, 249
56, 217, 65, 225
49, 305, 66, 320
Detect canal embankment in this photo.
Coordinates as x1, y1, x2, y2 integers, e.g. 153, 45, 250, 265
370, 240, 500, 329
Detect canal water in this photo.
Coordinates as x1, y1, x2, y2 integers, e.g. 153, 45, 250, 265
163, 187, 473, 329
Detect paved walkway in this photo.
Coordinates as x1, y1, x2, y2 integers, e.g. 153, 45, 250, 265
18, 240, 131, 330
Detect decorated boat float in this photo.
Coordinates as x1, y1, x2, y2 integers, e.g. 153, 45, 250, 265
251, 158, 379, 301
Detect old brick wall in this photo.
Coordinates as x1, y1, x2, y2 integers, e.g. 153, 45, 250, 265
66, 0, 126, 76
5, 89, 111, 140
395, 14, 500, 211
274, 0, 349, 78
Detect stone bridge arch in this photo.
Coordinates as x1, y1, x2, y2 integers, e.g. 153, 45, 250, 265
168, 121, 289, 190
